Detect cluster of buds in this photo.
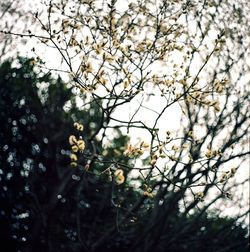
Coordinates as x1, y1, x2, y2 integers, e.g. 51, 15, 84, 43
92, 43, 103, 55
70, 153, 78, 168
136, 39, 153, 53
61, 19, 81, 31
195, 191, 205, 201
209, 100, 220, 112
150, 154, 158, 166
102, 52, 116, 63
69, 135, 85, 153
81, 61, 93, 74
185, 92, 207, 105
69, 135, 85, 167
74, 122, 84, 131
205, 149, 222, 159
123, 78, 132, 89
171, 145, 179, 151
158, 145, 167, 159
113, 169, 125, 185
150, 144, 170, 165
229, 167, 237, 176
123, 141, 150, 157
69, 37, 79, 47
219, 173, 228, 183
214, 78, 228, 93
219, 167, 237, 183
166, 131, 171, 140
68, 122, 86, 168
95, 72, 108, 86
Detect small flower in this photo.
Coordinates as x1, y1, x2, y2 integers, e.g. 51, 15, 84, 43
141, 142, 150, 148
123, 142, 148, 157
69, 135, 77, 145
114, 169, 125, 185
137, 149, 144, 155
70, 153, 78, 162
71, 145, 79, 152
205, 149, 213, 158
123, 144, 132, 156
227, 167, 237, 179
74, 122, 84, 131
77, 140, 85, 151
231, 167, 236, 174
150, 155, 158, 166
171, 145, 179, 151
205, 149, 218, 158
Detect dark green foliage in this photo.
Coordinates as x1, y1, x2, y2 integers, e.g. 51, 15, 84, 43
0, 57, 102, 251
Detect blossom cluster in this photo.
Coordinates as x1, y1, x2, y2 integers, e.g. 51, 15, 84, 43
68, 122, 86, 167
123, 141, 150, 157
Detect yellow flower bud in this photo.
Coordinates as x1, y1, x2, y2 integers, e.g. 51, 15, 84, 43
150, 158, 157, 166
70, 162, 77, 168
172, 145, 179, 151
77, 140, 85, 151
138, 149, 144, 155
231, 167, 236, 174
115, 174, 125, 185
70, 153, 78, 162
114, 169, 124, 177
142, 142, 150, 148
74, 122, 84, 131
69, 135, 77, 145
71, 145, 79, 152
114, 169, 125, 185
205, 149, 213, 158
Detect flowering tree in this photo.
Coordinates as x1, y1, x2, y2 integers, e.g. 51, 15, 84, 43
0, 0, 249, 251
0, 0, 40, 60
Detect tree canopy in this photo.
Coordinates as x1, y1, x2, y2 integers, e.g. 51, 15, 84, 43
0, 0, 249, 251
